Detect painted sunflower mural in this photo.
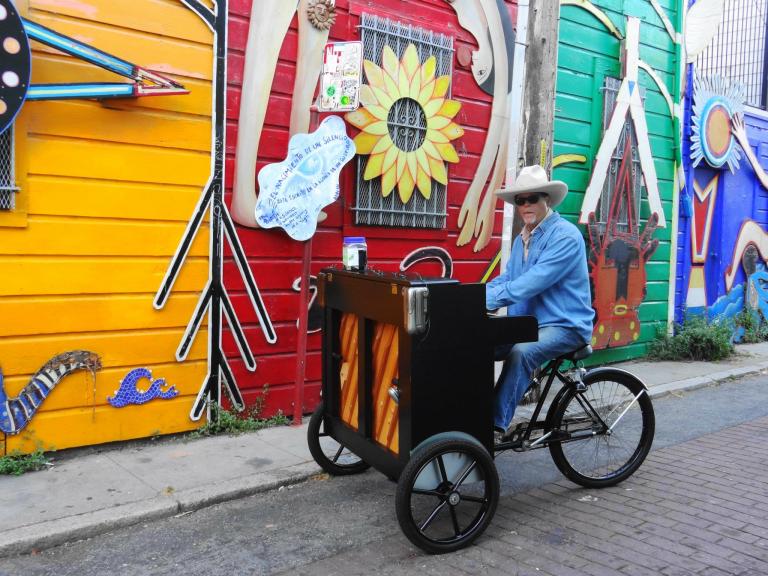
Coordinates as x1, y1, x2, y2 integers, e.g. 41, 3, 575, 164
345, 43, 464, 204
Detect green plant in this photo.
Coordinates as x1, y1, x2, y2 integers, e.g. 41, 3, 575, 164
648, 315, 734, 361
189, 404, 290, 438
734, 309, 768, 343
0, 449, 51, 476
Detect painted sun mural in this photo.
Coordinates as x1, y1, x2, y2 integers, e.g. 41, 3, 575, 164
345, 43, 464, 204
691, 74, 745, 172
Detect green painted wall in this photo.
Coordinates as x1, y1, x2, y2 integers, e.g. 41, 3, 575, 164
553, 0, 681, 364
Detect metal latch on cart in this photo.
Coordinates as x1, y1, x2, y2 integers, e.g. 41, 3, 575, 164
404, 287, 429, 334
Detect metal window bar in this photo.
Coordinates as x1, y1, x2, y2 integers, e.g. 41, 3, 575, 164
696, 0, 768, 109
0, 126, 16, 211
597, 77, 644, 236
354, 13, 453, 229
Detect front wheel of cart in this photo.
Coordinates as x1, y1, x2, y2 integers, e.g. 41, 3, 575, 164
395, 432, 499, 554
307, 402, 370, 476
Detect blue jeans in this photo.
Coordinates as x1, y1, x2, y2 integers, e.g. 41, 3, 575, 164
494, 326, 586, 430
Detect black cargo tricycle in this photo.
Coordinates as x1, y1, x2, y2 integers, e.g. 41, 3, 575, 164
308, 269, 655, 554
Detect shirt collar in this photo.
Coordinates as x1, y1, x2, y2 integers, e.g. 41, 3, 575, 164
520, 208, 556, 244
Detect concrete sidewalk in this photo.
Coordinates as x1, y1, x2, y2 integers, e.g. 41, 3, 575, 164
2, 343, 768, 557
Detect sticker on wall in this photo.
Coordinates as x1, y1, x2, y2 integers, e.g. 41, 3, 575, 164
691, 74, 745, 171
0, 351, 101, 435
157, 1, 277, 422
345, 43, 464, 204
107, 368, 179, 408
255, 115, 355, 241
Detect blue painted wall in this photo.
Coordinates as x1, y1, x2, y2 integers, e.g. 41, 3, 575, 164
675, 107, 768, 322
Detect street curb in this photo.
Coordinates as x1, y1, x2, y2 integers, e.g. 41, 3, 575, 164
0, 461, 322, 558
645, 361, 768, 399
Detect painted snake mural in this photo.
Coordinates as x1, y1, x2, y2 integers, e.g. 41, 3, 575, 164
0, 350, 101, 435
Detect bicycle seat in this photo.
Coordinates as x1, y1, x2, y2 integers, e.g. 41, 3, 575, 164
559, 344, 593, 362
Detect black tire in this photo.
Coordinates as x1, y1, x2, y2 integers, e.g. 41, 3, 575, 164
307, 402, 370, 476
395, 432, 499, 554
547, 370, 655, 488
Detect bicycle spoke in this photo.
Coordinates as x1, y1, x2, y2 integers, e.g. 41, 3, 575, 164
449, 505, 461, 536
453, 460, 478, 490
419, 500, 447, 531
461, 494, 488, 504
412, 489, 443, 498
437, 455, 450, 484
331, 445, 344, 463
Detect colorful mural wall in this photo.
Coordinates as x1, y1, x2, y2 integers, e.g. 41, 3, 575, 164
222, 0, 518, 418
0, 0, 215, 453
1, 0, 519, 453
554, 0, 683, 363
675, 0, 768, 336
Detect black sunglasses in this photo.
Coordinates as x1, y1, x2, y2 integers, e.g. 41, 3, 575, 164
513, 193, 548, 206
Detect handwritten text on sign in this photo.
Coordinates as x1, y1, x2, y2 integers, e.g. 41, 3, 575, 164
255, 115, 355, 241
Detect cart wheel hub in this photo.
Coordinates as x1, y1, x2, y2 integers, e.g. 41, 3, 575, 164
448, 492, 461, 506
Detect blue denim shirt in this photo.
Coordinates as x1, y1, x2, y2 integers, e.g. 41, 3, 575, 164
486, 212, 594, 344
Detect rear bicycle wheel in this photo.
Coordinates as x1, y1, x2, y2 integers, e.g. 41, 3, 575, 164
548, 370, 655, 488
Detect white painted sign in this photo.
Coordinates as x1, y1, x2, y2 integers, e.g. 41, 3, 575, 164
255, 115, 355, 241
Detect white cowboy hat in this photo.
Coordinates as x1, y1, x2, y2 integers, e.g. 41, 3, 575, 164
495, 165, 568, 208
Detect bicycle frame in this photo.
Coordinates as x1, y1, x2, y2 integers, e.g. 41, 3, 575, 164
493, 357, 610, 454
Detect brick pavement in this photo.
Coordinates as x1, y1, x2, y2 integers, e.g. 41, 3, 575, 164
288, 416, 768, 576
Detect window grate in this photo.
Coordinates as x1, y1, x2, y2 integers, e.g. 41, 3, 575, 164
354, 13, 453, 229
597, 77, 644, 236
695, 0, 768, 109
0, 126, 16, 211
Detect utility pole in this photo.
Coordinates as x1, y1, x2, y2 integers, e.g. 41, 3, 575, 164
503, 0, 561, 255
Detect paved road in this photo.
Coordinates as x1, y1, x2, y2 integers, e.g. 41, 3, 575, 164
2, 374, 768, 576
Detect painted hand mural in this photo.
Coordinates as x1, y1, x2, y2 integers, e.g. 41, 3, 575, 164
232, 0, 336, 228
447, 0, 515, 252
587, 134, 659, 349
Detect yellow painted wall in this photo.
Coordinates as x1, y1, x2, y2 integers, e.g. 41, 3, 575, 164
1, 0, 214, 454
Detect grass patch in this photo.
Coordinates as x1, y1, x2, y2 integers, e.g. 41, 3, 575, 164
189, 404, 290, 438
648, 315, 734, 361
0, 449, 51, 476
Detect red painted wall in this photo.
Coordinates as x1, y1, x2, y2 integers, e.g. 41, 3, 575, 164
225, 0, 517, 417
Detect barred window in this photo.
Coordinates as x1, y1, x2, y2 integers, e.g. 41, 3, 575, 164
353, 13, 453, 229
696, 0, 768, 109
0, 126, 16, 211
596, 77, 644, 235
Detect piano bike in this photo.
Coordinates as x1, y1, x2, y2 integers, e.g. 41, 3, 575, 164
308, 268, 655, 554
